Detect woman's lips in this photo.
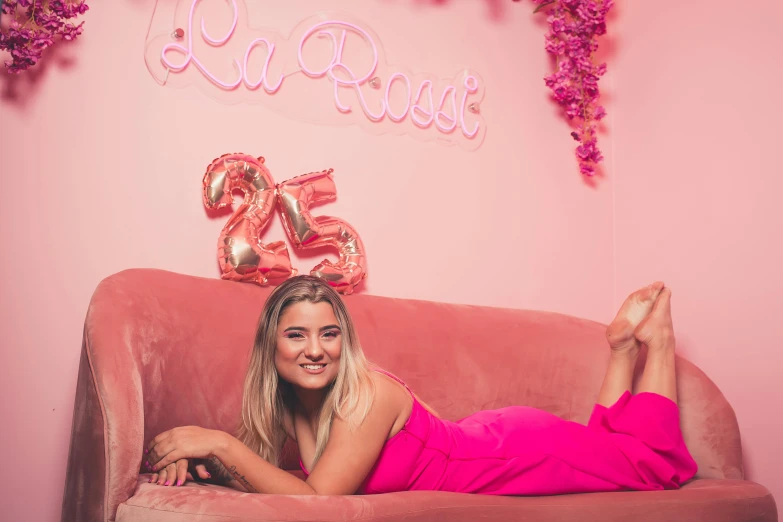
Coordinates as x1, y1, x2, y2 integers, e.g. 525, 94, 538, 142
300, 364, 327, 374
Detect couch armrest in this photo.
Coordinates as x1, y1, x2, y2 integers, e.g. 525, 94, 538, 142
62, 269, 269, 522
666, 355, 744, 480
61, 339, 110, 522
62, 276, 146, 522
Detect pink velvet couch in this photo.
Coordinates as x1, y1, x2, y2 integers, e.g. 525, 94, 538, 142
62, 269, 777, 522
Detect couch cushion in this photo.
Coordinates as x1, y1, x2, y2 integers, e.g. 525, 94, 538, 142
116, 476, 776, 522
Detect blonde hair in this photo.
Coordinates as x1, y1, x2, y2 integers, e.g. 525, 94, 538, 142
236, 275, 376, 468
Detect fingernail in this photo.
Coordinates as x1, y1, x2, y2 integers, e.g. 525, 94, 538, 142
206, 472, 211, 478
165, 481, 170, 486
177, 480, 183, 486
145, 461, 150, 468
144, 449, 148, 454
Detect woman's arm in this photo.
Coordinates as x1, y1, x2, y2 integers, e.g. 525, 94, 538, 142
199, 456, 248, 492
214, 435, 313, 494
208, 406, 292, 492
213, 375, 405, 495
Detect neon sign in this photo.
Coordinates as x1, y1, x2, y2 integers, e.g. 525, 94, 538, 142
145, 0, 486, 149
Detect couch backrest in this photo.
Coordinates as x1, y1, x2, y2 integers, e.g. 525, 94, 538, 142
344, 287, 743, 481
72, 269, 743, 520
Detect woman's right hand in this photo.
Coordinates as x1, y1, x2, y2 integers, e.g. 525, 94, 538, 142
148, 458, 211, 486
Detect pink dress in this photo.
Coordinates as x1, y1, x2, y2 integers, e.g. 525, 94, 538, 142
299, 369, 698, 495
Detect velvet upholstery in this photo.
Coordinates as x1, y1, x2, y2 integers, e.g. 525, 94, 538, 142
61, 269, 777, 522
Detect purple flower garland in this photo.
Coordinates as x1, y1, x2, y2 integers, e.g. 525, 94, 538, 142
526, 0, 614, 177
0, 0, 89, 74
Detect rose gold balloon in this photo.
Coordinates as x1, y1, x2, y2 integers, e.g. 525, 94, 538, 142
276, 169, 367, 294
203, 153, 296, 285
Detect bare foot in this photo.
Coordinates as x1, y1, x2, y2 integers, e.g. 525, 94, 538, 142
606, 282, 665, 355
634, 287, 675, 350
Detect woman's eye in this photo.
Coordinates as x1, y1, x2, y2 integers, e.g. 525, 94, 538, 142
286, 333, 305, 339
323, 331, 340, 338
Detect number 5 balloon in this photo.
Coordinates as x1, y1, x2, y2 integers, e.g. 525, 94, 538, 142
276, 169, 367, 295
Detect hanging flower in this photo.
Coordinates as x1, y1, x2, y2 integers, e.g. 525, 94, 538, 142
0, 0, 90, 74
527, 0, 613, 177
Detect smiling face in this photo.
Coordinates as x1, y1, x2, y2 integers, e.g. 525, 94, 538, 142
274, 300, 343, 391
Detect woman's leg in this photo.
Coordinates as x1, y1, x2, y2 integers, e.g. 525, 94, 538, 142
597, 282, 664, 407
634, 287, 677, 403
585, 286, 694, 489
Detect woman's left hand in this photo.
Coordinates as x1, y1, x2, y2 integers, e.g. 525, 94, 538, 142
146, 426, 226, 472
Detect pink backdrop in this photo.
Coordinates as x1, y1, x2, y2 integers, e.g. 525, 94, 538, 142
611, 0, 783, 504
0, 0, 779, 520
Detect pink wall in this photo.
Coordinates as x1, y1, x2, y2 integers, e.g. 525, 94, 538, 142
611, 0, 783, 510
0, 0, 779, 520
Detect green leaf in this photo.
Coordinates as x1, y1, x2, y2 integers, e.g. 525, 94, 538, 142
534, 1, 556, 14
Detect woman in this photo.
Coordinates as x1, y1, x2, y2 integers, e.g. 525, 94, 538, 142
144, 276, 697, 495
